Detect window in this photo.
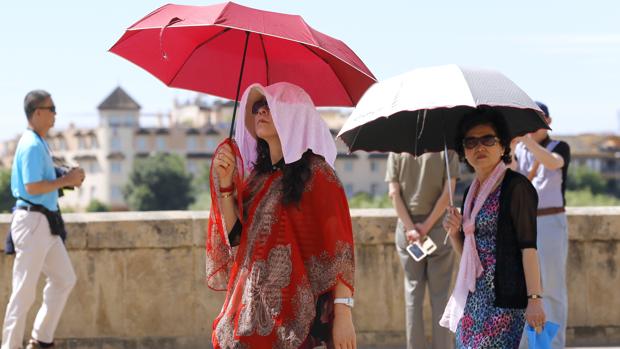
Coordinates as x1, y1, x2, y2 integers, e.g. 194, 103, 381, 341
111, 186, 123, 201
78, 137, 87, 149
58, 138, 67, 150
91, 161, 99, 173
187, 136, 198, 151
111, 137, 122, 151
187, 160, 198, 174
370, 183, 378, 197
125, 116, 136, 127
344, 160, 354, 172
156, 136, 167, 151
111, 161, 122, 174
206, 139, 217, 152
136, 137, 148, 151
91, 136, 99, 149
344, 184, 354, 197
370, 160, 378, 172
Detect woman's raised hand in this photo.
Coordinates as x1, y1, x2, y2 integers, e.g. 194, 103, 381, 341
214, 143, 236, 187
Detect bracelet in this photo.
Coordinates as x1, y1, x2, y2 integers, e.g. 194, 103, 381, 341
527, 294, 543, 300
220, 184, 235, 193
334, 297, 354, 308
218, 192, 234, 199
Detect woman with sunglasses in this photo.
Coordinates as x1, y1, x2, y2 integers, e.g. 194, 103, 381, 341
440, 108, 546, 348
206, 82, 356, 349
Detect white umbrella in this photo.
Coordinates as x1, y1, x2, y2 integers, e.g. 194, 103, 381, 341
337, 64, 548, 208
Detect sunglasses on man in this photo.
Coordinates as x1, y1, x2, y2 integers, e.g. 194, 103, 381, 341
462, 135, 500, 149
37, 105, 56, 113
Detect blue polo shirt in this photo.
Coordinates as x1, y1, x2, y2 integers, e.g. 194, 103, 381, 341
11, 129, 59, 211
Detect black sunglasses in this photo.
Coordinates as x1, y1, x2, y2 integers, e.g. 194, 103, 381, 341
251, 99, 269, 115
37, 105, 56, 113
463, 135, 500, 149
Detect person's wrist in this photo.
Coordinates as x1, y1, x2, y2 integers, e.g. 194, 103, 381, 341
219, 178, 233, 188
527, 294, 543, 303
334, 303, 353, 316
220, 183, 235, 193
57, 176, 69, 188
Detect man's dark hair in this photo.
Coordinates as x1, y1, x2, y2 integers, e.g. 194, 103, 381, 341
24, 90, 51, 119
455, 107, 512, 167
535, 101, 549, 118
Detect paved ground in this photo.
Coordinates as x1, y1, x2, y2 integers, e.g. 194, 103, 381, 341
359, 347, 620, 349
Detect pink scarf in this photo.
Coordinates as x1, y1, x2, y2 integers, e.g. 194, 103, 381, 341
440, 161, 507, 332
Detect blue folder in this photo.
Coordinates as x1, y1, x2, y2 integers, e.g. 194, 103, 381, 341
525, 321, 560, 349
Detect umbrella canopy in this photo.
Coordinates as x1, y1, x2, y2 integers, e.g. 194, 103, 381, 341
109, 2, 376, 108
337, 64, 549, 156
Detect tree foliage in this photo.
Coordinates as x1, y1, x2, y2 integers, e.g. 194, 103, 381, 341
86, 199, 109, 212
0, 168, 13, 213
348, 192, 392, 209
124, 153, 194, 211
567, 165, 607, 195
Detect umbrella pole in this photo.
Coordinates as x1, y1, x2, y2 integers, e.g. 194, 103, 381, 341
442, 112, 454, 245
229, 31, 251, 139
441, 112, 454, 207
443, 139, 454, 207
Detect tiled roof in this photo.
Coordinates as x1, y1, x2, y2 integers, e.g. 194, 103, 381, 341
555, 134, 620, 155
98, 87, 141, 111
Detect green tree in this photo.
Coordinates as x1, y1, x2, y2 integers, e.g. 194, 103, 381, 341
567, 165, 607, 195
189, 161, 212, 211
0, 168, 13, 213
86, 199, 109, 212
124, 153, 194, 211
348, 193, 392, 209
566, 189, 620, 206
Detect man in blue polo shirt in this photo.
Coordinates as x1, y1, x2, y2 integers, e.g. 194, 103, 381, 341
2, 90, 85, 349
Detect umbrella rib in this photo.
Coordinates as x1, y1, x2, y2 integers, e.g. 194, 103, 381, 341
259, 34, 270, 85
300, 44, 354, 105
167, 27, 232, 86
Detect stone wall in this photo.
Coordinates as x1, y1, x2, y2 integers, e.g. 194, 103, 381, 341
0, 208, 618, 348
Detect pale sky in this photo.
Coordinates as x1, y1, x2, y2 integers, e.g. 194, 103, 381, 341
1, 0, 619, 141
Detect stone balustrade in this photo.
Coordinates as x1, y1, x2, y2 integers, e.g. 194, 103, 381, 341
0, 208, 618, 348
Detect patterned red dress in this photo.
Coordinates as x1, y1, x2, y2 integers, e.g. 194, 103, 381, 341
206, 154, 355, 349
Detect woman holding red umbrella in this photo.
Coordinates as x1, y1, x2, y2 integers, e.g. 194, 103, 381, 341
206, 82, 357, 349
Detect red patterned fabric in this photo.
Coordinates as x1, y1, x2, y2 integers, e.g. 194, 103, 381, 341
206, 147, 355, 349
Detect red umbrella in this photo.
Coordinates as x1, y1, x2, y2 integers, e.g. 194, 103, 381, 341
109, 2, 376, 137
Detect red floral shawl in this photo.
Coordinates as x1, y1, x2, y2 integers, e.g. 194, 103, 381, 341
206, 145, 355, 349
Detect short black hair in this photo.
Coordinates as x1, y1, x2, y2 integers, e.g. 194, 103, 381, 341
24, 90, 51, 119
455, 107, 512, 168
535, 101, 549, 117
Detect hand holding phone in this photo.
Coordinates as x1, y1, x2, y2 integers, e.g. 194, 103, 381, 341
406, 236, 438, 262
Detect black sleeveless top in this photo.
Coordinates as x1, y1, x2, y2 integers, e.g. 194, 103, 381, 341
461, 169, 538, 309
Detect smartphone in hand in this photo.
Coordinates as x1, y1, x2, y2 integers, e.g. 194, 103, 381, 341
406, 236, 438, 262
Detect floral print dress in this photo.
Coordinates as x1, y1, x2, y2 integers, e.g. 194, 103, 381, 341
456, 187, 526, 349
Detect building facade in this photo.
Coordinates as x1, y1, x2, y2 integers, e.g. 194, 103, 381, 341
0, 87, 388, 210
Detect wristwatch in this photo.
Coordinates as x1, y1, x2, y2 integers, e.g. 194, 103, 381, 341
334, 297, 355, 308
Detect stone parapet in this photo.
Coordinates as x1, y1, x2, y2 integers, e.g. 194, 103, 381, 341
0, 208, 618, 347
